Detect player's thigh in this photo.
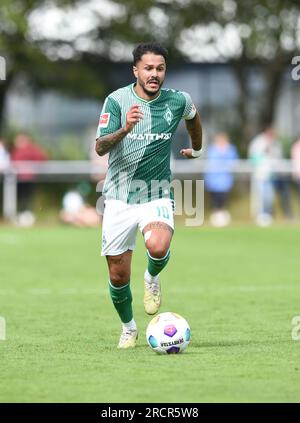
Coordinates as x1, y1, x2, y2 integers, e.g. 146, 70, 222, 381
106, 250, 133, 286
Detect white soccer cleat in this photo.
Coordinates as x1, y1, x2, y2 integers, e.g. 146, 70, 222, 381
117, 328, 138, 349
144, 276, 161, 315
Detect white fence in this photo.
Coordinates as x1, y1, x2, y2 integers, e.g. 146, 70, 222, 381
0, 159, 297, 221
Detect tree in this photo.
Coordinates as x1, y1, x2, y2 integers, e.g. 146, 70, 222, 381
105, 0, 300, 149
1, 0, 299, 149
0, 0, 111, 133
59, 0, 297, 149
225, 0, 300, 149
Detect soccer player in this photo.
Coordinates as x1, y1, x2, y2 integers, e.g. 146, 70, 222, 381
95, 42, 202, 348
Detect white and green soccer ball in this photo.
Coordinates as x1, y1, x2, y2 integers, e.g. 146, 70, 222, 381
146, 312, 191, 354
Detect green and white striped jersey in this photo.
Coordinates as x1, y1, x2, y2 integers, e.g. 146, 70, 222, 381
96, 83, 196, 204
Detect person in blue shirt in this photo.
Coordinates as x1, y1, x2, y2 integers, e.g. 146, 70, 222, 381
204, 133, 238, 227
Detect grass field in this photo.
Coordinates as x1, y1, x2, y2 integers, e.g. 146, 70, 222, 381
0, 224, 300, 403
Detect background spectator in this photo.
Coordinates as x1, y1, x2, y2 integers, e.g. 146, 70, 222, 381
204, 132, 238, 227
11, 133, 48, 226
59, 188, 100, 227
0, 137, 10, 171
248, 126, 292, 226
291, 137, 300, 203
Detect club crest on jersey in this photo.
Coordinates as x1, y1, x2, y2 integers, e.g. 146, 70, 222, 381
99, 113, 110, 128
163, 105, 173, 125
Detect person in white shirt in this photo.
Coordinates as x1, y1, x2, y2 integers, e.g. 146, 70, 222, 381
0, 138, 10, 171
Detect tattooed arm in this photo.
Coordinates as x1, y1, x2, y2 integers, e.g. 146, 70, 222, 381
95, 105, 143, 156
96, 128, 128, 156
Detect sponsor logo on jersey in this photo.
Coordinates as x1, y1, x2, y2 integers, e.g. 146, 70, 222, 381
99, 113, 110, 128
163, 104, 173, 125
127, 133, 172, 141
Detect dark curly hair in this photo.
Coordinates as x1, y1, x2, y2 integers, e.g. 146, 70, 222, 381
132, 42, 168, 66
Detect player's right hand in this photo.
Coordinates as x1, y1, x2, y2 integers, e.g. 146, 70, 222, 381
124, 105, 143, 133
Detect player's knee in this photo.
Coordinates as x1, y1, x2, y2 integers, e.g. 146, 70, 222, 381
147, 239, 169, 259
109, 270, 130, 286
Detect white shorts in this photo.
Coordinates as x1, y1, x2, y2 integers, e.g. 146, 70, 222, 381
101, 198, 174, 256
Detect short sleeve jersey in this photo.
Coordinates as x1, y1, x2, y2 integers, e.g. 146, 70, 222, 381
96, 83, 196, 203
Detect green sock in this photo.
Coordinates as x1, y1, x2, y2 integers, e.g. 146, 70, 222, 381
109, 281, 133, 324
147, 249, 170, 277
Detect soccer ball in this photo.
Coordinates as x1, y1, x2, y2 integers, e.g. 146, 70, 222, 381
146, 312, 191, 354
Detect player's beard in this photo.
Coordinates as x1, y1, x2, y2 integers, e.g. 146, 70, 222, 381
138, 77, 163, 98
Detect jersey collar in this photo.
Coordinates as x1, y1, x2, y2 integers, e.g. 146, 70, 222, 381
130, 83, 162, 104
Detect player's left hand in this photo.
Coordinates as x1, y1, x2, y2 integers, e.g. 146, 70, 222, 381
180, 148, 196, 159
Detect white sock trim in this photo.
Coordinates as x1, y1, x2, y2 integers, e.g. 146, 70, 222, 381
122, 319, 137, 331
109, 280, 129, 290
144, 269, 159, 283
147, 249, 170, 261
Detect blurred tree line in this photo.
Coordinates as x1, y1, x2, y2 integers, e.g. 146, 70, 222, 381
0, 0, 299, 152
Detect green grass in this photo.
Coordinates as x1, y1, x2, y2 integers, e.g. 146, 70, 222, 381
0, 224, 300, 403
